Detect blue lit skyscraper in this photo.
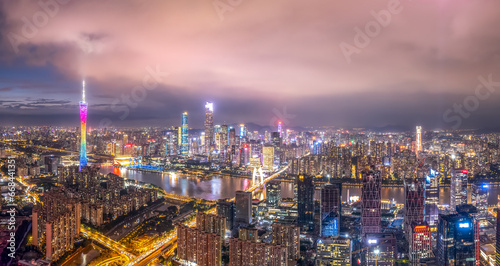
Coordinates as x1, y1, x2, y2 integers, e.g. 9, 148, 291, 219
239, 124, 247, 138
181, 112, 189, 157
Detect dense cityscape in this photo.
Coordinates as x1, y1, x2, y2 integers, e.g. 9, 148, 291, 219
2, 1, 500, 266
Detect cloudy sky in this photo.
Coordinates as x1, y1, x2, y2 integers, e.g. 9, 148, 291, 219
0, 0, 499, 130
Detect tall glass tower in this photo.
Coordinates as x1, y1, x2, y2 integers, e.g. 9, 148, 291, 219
79, 80, 88, 171
181, 112, 189, 157
204, 102, 214, 154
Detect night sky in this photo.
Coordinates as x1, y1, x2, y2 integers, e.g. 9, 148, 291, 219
1, 0, 500, 130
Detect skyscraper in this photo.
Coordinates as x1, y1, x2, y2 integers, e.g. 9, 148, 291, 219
409, 221, 432, 264
239, 124, 247, 138
361, 169, 381, 235
424, 169, 439, 228
320, 181, 342, 237
272, 223, 300, 261
437, 209, 476, 265
404, 178, 425, 238
297, 174, 315, 230
266, 180, 281, 208
416, 125, 422, 154
262, 145, 275, 171
217, 199, 235, 230
471, 183, 489, 220
181, 112, 189, 157
205, 102, 214, 154
363, 233, 396, 266
235, 191, 252, 226
277, 121, 283, 138
79, 80, 88, 171
450, 169, 468, 211
177, 224, 222, 266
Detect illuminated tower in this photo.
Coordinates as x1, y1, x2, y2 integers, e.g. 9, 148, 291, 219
361, 168, 381, 235
181, 112, 189, 157
404, 178, 425, 239
450, 169, 468, 211
79, 80, 88, 171
205, 102, 214, 154
239, 124, 247, 138
416, 126, 422, 155
277, 121, 283, 138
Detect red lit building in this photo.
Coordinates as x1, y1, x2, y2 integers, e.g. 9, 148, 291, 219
404, 178, 425, 239
409, 222, 432, 263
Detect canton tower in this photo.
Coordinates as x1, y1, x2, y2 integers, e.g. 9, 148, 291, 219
79, 80, 88, 171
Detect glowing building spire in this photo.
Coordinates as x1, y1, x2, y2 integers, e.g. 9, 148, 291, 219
79, 80, 88, 171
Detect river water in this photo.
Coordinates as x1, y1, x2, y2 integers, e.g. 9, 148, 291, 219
100, 166, 500, 205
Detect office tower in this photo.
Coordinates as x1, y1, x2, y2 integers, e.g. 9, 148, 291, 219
361, 169, 381, 235
238, 227, 258, 241
205, 102, 214, 154
404, 178, 425, 238
320, 181, 342, 237
266, 180, 281, 208
277, 121, 283, 138
297, 174, 315, 229
235, 191, 252, 226
450, 169, 468, 211
32, 188, 81, 261
456, 204, 479, 266
79, 80, 88, 171
437, 207, 477, 266
416, 126, 422, 154
272, 223, 300, 261
196, 212, 226, 240
409, 222, 432, 264
313, 140, 321, 155
424, 169, 439, 228
217, 199, 235, 230
471, 183, 489, 220
240, 144, 250, 167
221, 124, 228, 151
363, 233, 396, 266
228, 127, 236, 146
262, 145, 275, 171
239, 124, 247, 138
316, 237, 351, 266
165, 129, 179, 156
229, 238, 288, 266
177, 224, 222, 266
181, 112, 189, 157
271, 132, 281, 147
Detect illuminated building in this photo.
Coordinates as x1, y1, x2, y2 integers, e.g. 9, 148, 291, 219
235, 191, 252, 226
239, 227, 258, 241
320, 181, 342, 237
266, 180, 281, 208
316, 237, 351, 266
471, 183, 489, 220
217, 199, 235, 230
79, 80, 88, 171
181, 112, 189, 157
404, 178, 425, 239
409, 222, 432, 263
196, 212, 226, 241
177, 224, 222, 266
424, 169, 439, 228
205, 102, 214, 154
165, 128, 179, 156
437, 206, 477, 266
363, 233, 396, 266
496, 196, 500, 266
272, 223, 300, 261
361, 169, 381, 235
262, 145, 275, 171
229, 127, 236, 147
297, 174, 315, 230
32, 188, 81, 261
229, 238, 287, 266
313, 140, 321, 155
278, 121, 283, 138
450, 169, 468, 211
240, 124, 247, 138
416, 126, 422, 154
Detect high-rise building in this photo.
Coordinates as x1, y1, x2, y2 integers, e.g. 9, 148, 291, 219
437, 207, 477, 266
363, 233, 396, 266
361, 169, 381, 235
196, 212, 226, 240
217, 199, 235, 230
229, 238, 287, 266
32, 188, 81, 261
297, 174, 315, 229
181, 112, 189, 157
238, 227, 258, 241
450, 169, 468, 211
239, 124, 247, 138
496, 196, 500, 266
272, 223, 300, 261
205, 102, 214, 154
235, 191, 252, 226
277, 121, 283, 138
266, 180, 281, 208
408, 221, 432, 264
320, 181, 342, 237
262, 145, 275, 171
471, 183, 489, 220
177, 224, 222, 266
416, 126, 422, 154
315, 237, 351, 266
79, 80, 88, 171
424, 169, 439, 228
228, 127, 236, 147
404, 178, 425, 238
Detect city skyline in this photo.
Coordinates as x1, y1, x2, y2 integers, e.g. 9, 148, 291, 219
1, 1, 500, 129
